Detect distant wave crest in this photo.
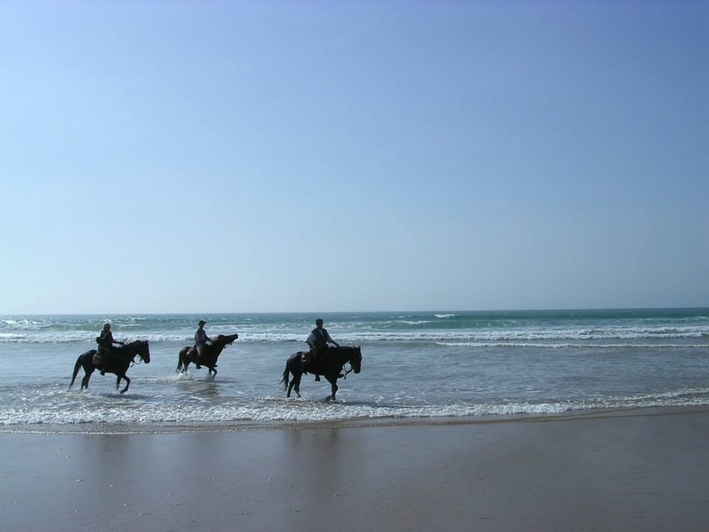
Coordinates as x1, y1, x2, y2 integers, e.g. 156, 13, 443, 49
2, 325, 709, 344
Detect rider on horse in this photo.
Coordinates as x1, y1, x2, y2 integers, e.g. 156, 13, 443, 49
96, 323, 123, 375
194, 319, 212, 369
305, 318, 340, 381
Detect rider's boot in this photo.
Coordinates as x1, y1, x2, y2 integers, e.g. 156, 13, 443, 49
315, 375, 320, 381
195, 356, 201, 369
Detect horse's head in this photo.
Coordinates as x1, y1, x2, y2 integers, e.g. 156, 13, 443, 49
348, 346, 362, 374
135, 340, 151, 364
214, 333, 239, 348
118, 340, 150, 364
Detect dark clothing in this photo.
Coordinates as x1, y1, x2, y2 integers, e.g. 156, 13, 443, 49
304, 324, 338, 381
97, 330, 117, 350
96, 329, 121, 373
194, 326, 211, 369
195, 328, 210, 346
310, 327, 329, 351
307, 327, 336, 351
194, 328, 210, 353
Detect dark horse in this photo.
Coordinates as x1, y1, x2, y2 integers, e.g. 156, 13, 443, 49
176, 333, 239, 378
281, 346, 362, 401
69, 340, 151, 394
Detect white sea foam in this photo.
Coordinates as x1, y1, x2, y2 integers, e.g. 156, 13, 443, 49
6, 370, 709, 424
3, 387, 709, 429
436, 342, 709, 349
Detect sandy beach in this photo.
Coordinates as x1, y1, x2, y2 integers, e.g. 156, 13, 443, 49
2, 407, 708, 532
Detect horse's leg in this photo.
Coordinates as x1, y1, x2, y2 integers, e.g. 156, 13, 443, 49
294, 373, 302, 398
290, 370, 302, 398
327, 376, 339, 401
285, 366, 295, 398
180, 353, 191, 372
177, 348, 190, 373
209, 367, 218, 379
81, 362, 94, 390
119, 375, 130, 394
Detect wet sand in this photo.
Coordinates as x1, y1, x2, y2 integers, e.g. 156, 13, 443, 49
1, 407, 708, 531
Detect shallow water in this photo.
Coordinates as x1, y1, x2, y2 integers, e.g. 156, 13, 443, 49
2, 309, 709, 432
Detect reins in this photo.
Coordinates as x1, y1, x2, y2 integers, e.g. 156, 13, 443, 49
323, 348, 356, 379
115, 341, 146, 368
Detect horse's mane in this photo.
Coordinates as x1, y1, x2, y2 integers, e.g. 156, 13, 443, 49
122, 339, 145, 347
114, 339, 148, 354
335, 345, 360, 352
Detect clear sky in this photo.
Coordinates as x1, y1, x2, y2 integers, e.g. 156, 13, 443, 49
1, 1, 707, 314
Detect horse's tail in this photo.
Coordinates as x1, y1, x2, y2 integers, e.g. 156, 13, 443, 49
176, 351, 183, 372
69, 355, 83, 389
281, 363, 290, 390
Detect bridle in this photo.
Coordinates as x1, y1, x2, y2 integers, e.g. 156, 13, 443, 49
342, 363, 356, 378
340, 349, 361, 379
128, 341, 149, 367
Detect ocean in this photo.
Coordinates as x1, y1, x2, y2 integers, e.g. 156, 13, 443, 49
1, 309, 708, 433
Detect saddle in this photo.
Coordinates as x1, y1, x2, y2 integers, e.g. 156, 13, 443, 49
93, 347, 112, 367
303, 350, 329, 374
187, 346, 213, 366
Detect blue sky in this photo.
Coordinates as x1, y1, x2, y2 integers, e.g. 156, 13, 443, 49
1, 1, 707, 314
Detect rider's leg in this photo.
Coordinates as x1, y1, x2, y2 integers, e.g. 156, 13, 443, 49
100, 348, 110, 375
313, 349, 321, 381
195, 345, 203, 369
